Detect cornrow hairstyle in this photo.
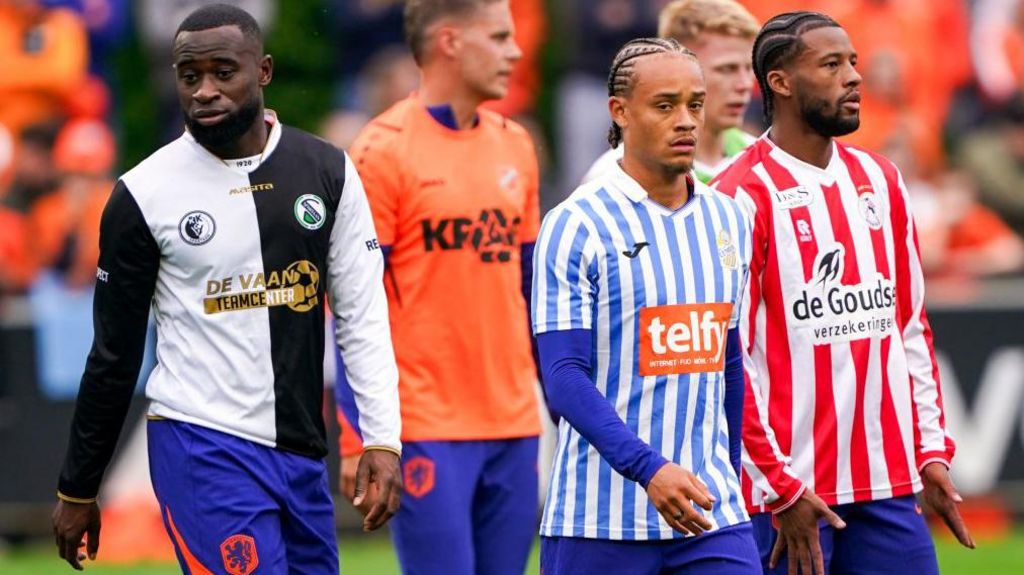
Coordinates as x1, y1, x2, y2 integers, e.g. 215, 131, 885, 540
606, 37, 697, 148
176, 3, 263, 47
752, 11, 839, 123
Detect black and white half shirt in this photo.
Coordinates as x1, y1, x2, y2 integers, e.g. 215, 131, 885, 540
58, 112, 401, 500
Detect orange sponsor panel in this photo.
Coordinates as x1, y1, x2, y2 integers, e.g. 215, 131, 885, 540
638, 303, 733, 376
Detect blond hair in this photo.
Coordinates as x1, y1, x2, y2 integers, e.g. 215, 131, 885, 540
657, 0, 759, 45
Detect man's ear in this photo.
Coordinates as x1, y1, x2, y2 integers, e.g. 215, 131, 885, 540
435, 25, 461, 60
766, 68, 791, 100
609, 96, 628, 133
259, 54, 273, 87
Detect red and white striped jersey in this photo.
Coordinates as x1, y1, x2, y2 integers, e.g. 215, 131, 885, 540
711, 135, 955, 514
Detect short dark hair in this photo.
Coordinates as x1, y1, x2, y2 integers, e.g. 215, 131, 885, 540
752, 11, 839, 123
403, 0, 502, 65
606, 37, 698, 148
175, 3, 263, 47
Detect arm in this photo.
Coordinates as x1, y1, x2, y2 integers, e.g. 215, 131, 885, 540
57, 181, 159, 502
723, 327, 743, 478
538, 329, 667, 487
888, 167, 955, 470
53, 181, 159, 569
327, 152, 402, 531
327, 152, 401, 457
723, 185, 807, 513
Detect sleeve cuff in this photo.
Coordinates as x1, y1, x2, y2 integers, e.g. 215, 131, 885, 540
768, 482, 807, 514
637, 456, 670, 489
57, 491, 97, 504
917, 452, 952, 472
364, 445, 401, 459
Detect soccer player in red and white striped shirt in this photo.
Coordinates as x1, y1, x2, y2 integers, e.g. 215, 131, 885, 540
712, 11, 974, 575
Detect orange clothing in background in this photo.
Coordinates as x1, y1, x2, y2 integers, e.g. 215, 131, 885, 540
823, 0, 971, 172
27, 179, 110, 287
483, 0, 546, 117
0, 207, 33, 289
0, 4, 88, 135
947, 204, 1019, 252
347, 96, 541, 449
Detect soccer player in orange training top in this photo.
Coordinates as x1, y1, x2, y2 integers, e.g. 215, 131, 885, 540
334, 1, 543, 573
713, 11, 975, 575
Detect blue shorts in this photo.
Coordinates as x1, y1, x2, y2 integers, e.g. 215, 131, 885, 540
751, 495, 939, 575
390, 437, 539, 575
147, 419, 337, 575
540, 522, 760, 575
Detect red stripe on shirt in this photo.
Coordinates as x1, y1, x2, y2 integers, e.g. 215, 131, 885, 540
839, 147, 913, 490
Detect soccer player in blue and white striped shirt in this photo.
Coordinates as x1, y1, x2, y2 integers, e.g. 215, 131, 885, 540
533, 37, 760, 574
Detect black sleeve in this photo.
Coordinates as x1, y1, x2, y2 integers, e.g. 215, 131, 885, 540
57, 181, 160, 501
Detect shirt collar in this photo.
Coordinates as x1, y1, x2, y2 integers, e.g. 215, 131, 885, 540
607, 158, 703, 204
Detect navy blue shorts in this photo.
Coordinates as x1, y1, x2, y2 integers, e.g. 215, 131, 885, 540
390, 437, 539, 575
540, 522, 760, 575
148, 419, 337, 575
751, 495, 939, 575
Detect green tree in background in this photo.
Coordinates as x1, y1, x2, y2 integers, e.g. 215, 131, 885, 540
114, 1, 336, 171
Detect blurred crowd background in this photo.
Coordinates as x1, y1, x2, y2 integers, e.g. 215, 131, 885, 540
2, 0, 1024, 555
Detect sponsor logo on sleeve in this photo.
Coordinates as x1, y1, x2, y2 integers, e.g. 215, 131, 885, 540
178, 211, 216, 246
96, 267, 109, 282
772, 185, 813, 210
786, 243, 897, 343
294, 194, 327, 230
638, 303, 733, 376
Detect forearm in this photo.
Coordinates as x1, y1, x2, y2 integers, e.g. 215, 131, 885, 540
723, 328, 743, 477
539, 329, 667, 487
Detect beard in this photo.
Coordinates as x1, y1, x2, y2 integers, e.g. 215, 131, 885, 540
184, 94, 262, 150
800, 93, 859, 138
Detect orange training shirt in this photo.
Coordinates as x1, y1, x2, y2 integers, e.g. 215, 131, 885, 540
349, 96, 542, 442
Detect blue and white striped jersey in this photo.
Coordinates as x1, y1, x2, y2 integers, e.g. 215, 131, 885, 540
533, 162, 753, 540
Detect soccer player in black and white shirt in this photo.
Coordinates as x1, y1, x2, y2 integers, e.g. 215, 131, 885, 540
51, 5, 402, 573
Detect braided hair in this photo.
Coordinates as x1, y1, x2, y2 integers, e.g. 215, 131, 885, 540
752, 11, 839, 123
606, 38, 697, 148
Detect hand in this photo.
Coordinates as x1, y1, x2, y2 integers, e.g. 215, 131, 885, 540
339, 454, 361, 503
52, 499, 101, 570
645, 463, 715, 535
352, 449, 403, 532
920, 462, 974, 549
770, 490, 846, 575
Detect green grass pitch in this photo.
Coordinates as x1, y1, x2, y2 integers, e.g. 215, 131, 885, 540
1, 531, 1021, 574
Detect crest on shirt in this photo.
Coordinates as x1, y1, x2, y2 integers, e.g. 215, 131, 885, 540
498, 166, 520, 194
220, 534, 259, 575
404, 456, 436, 498
294, 194, 327, 230
178, 211, 216, 246
772, 185, 813, 210
717, 230, 738, 270
858, 192, 883, 230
